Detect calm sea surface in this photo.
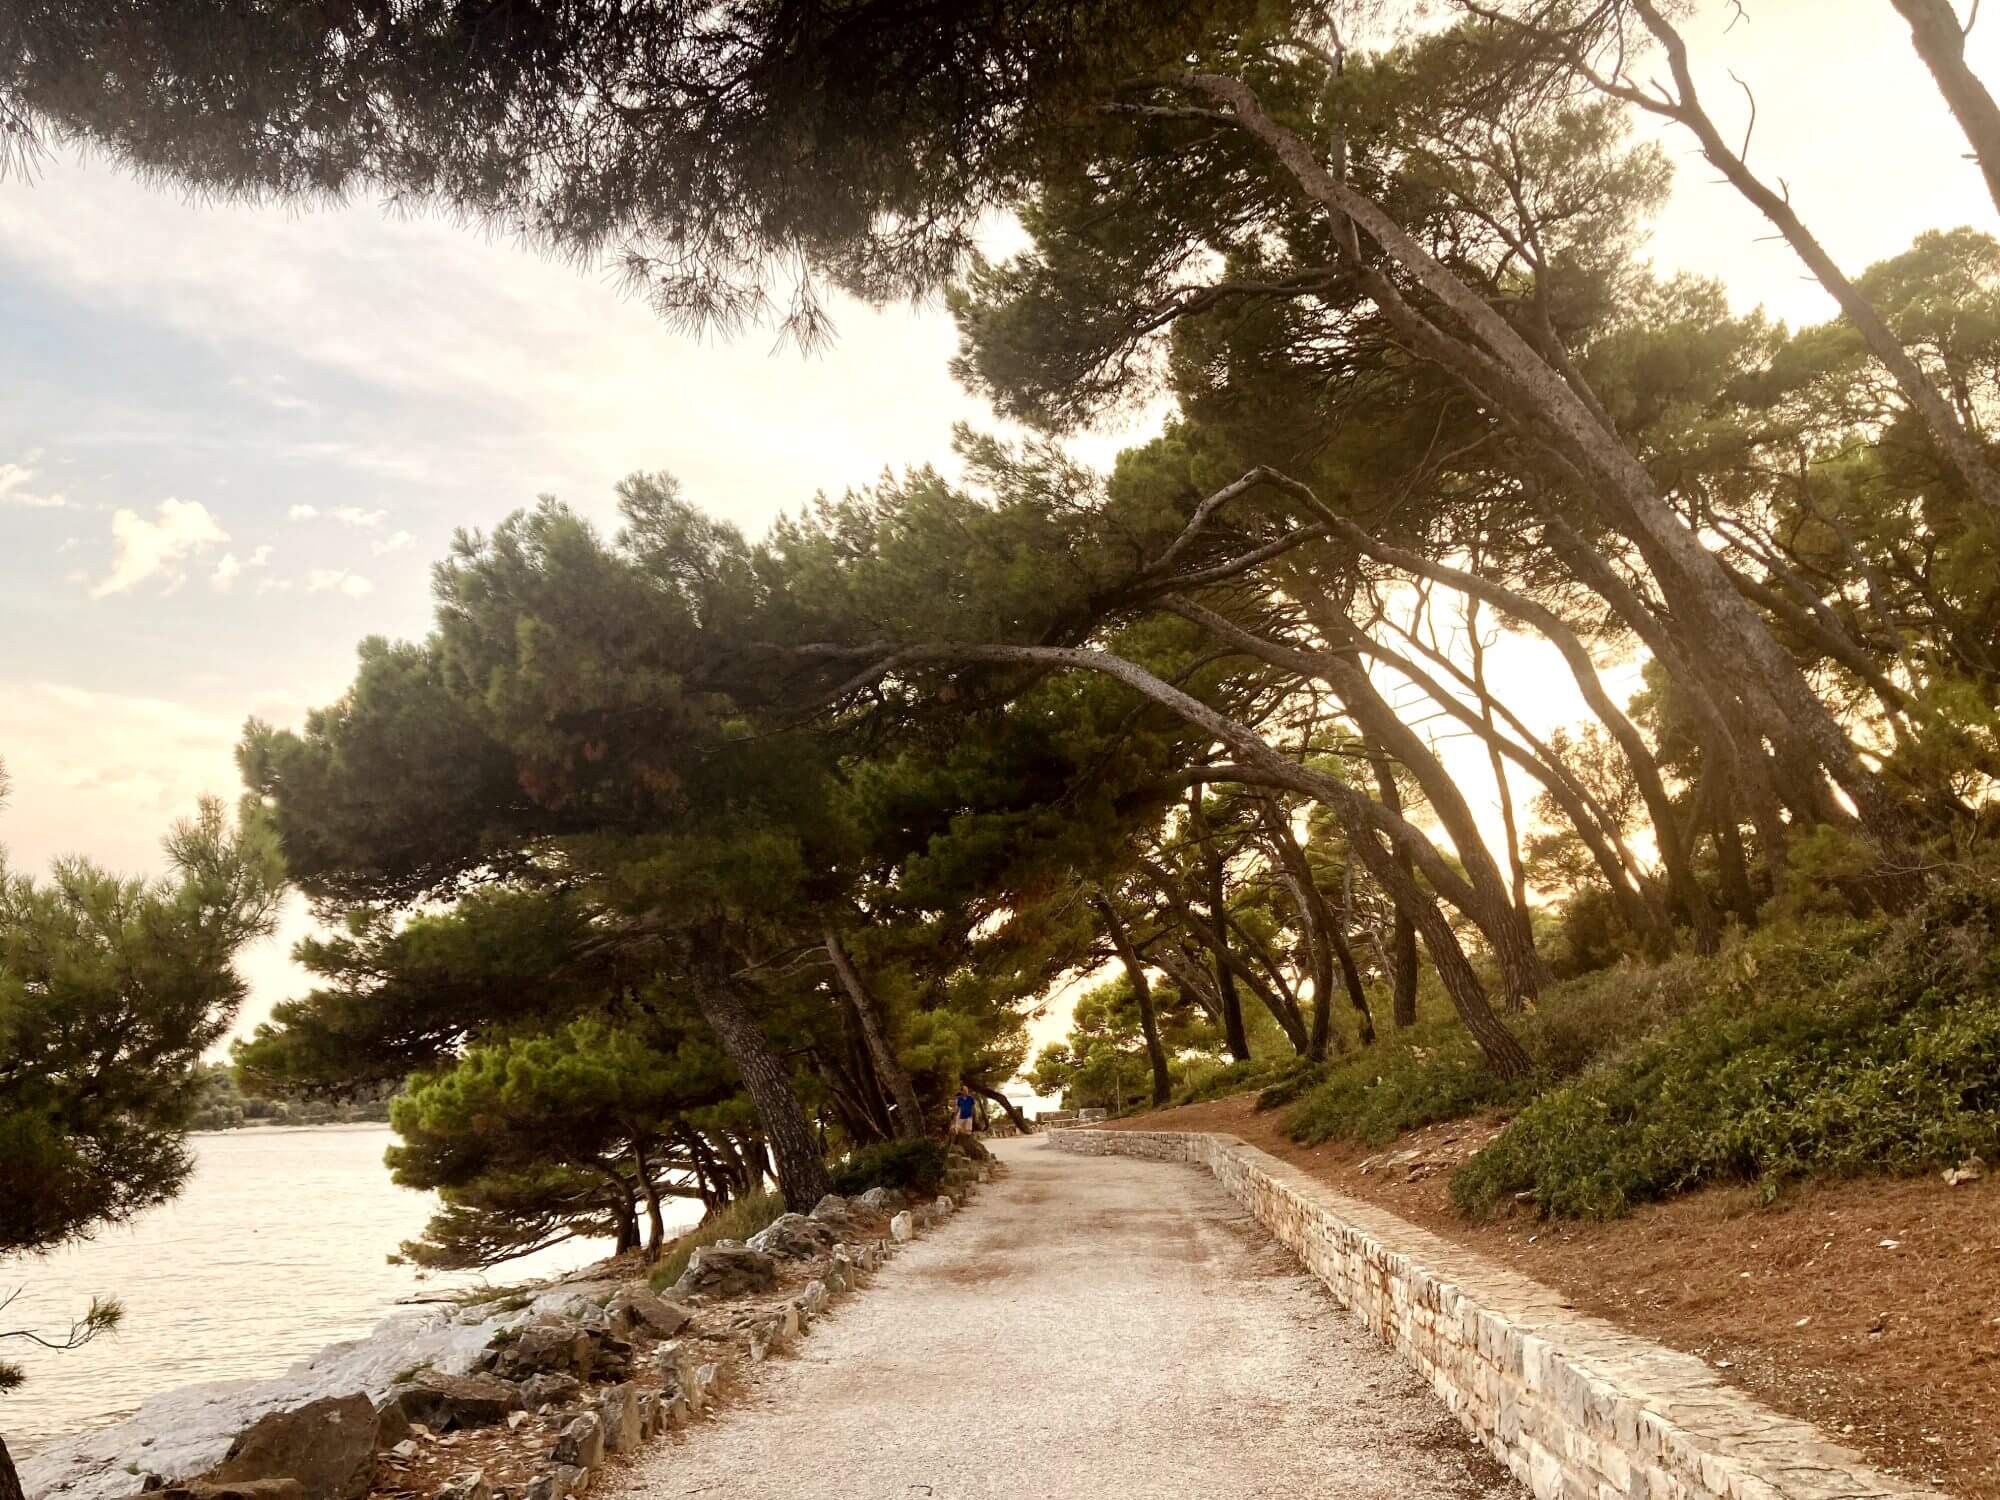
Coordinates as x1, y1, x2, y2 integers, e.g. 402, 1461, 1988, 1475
0, 1126, 681, 1456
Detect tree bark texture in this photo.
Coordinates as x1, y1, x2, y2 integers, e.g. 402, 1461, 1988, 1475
1893, 0, 2000, 216
1186, 69, 1917, 853
1, 1431, 25, 1500
1093, 892, 1174, 1105
1373, 757, 1421, 1029
690, 953, 833, 1212
824, 925, 925, 1140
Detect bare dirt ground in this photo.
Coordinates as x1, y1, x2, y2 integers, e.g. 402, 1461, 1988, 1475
610, 1137, 1516, 1500
1098, 1094, 2000, 1499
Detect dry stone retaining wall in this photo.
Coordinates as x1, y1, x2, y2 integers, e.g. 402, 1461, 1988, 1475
1048, 1129, 1938, 1500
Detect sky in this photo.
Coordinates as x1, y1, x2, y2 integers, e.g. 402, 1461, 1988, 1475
2, 0, 1995, 1059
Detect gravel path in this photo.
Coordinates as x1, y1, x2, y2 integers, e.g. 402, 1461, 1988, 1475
612, 1137, 1518, 1500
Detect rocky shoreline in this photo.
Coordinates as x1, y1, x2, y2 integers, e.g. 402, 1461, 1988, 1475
21, 1144, 996, 1500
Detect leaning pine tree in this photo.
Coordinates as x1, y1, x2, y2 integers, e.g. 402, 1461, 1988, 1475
239, 490, 849, 1211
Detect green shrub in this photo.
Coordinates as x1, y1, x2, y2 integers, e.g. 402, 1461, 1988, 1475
649, 1188, 784, 1292
828, 1138, 949, 1199
1284, 1017, 1528, 1146
1280, 927, 1808, 1151
1170, 1056, 1286, 1106
1453, 883, 2000, 1218
1252, 1059, 1329, 1112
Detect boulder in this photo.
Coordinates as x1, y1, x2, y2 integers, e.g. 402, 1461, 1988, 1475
517, 1373, 582, 1412
489, 1326, 587, 1380
855, 1187, 905, 1213
385, 1371, 523, 1432
154, 1481, 306, 1500
745, 1213, 837, 1261
594, 1385, 641, 1456
523, 1467, 586, 1500
433, 1473, 488, 1500
743, 1302, 800, 1364
652, 1339, 701, 1391
491, 1324, 629, 1382
807, 1194, 856, 1229
373, 1400, 412, 1450
889, 1211, 915, 1243
604, 1287, 690, 1339
694, 1362, 722, 1406
669, 1242, 778, 1299
551, 1413, 603, 1471
207, 1394, 380, 1500
933, 1194, 955, 1216
525, 1293, 612, 1332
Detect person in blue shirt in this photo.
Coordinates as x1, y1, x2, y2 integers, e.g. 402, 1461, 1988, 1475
952, 1084, 976, 1135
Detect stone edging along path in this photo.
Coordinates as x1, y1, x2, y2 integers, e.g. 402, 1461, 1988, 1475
1048, 1129, 1941, 1500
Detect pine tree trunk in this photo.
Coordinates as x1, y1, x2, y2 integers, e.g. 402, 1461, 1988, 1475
1198, 596, 1546, 1009
1373, 758, 1420, 1029
1327, 925, 1375, 1047
1345, 816, 1531, 1079
612, 1189, 640, 1255
969, 1081, 1031, 1133
1, 1430, 24, 1500
1194, 70, 1918, 851
691, 955, 833, 1213
1894, 0, 2000, 217
1371, 625, 1675, 950
1629, 0, 2000, 533
1388, 915, 1418, 1028
824, 926, 926, 1140
1215, 962, 1252, 1061
1093, 894, 1173, 1106
1325, 664, 1546, 1006
631, 1139, 666, 1255
1189, 789, 1254, 1061
1219, 916, 1312, 1054
1466, 595, 1531, 922
1256, 798, 1359, 1058
1149, 943, 1223, 1027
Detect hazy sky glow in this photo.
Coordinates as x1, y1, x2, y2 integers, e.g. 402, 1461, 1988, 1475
2, 0, 1994, 1047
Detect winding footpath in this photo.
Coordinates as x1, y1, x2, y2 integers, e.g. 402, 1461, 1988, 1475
612, 1137, 1517, 1500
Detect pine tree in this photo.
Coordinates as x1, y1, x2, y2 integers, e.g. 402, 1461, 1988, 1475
0, 776, 283, 1496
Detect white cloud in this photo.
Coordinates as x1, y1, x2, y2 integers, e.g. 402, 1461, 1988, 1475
0, 462, 69, 509
248, 544, 274, 567
287, 504, 319, 520
228, 373, 318, 415
371, 529, 414, 555
57, 536, 79, 553
255, 577, 293, 595
210, 552, 243, 592
332, 505, 387, 528
89, 497, 229, 599
305, 568, 374, 597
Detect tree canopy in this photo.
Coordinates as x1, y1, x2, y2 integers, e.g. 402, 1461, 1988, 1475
10, 10, 1999, 1417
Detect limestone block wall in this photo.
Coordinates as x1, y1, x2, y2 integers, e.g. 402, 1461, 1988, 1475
1049, 1129, 1938, 1500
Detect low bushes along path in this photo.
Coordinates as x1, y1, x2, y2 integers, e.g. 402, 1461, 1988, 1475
610, 1137, 1513, 1500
